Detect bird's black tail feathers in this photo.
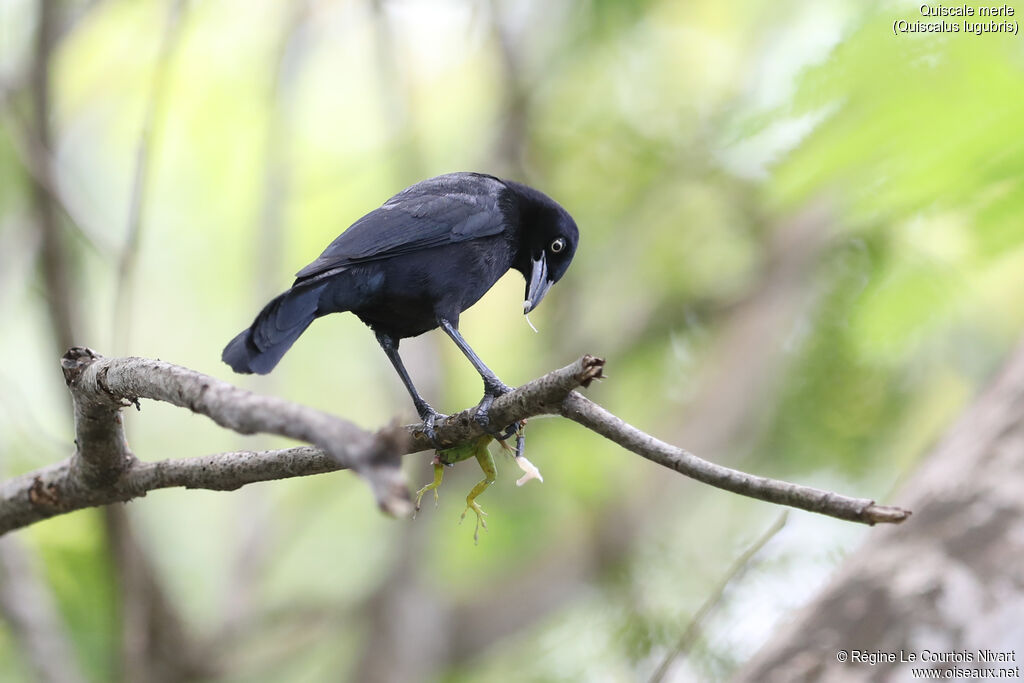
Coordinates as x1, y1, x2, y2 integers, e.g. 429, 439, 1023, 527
222, 282, 327, 375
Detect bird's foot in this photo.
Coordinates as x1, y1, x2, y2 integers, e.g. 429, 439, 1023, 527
415, 404, 448, 450
474, 381, 518, 440
460, 500, 488, 544
494, 420, 522, 442
494, 420, 527, 452
413, 459, 445, 518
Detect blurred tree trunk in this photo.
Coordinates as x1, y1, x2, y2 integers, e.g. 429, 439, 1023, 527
735, 337, 1024, 682
0, 537, 85, 683
0, 4, 85, 681
22, 1, 203, 680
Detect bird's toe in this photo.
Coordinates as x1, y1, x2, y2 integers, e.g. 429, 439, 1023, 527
472, 395, 503, 435
416, 408, 448, 450
473, 394, 522, 443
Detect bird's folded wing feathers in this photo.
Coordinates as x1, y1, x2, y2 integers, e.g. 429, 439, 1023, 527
295, 174, 509, 280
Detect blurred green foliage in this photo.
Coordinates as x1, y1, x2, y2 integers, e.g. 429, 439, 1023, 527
2, 0, 1023, 680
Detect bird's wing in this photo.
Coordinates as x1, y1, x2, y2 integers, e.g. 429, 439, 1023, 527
295, 174, 509, 280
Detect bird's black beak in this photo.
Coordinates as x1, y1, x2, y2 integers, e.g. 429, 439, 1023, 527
524, 252, 553, 314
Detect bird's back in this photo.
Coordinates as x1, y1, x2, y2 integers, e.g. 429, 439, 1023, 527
319, 229, 517, 339
300, 173, 520, 338
223, 172, 576, 376
295, 173, 513, 282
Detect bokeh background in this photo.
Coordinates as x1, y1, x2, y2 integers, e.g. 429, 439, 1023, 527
2, 0, 1023, 681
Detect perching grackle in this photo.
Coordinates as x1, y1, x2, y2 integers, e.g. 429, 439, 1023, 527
222, 172, 579, 443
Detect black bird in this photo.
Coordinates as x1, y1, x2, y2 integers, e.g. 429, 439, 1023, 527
222, 172, 579, 442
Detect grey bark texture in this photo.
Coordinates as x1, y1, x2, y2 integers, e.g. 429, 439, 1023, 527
562, 394, 907, 525
734, 339, 1024, 682
1, 349, 908, 536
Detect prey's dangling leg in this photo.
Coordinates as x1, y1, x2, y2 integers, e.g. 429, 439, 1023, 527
413, 436, 498, 543
414, 455, 445, 516
460, 445, 497, 544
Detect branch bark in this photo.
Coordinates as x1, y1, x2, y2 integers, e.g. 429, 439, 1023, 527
561, 394, 908, 526
0, 349, 909, 536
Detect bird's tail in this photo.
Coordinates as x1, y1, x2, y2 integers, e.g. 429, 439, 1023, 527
222, 281, 327, 375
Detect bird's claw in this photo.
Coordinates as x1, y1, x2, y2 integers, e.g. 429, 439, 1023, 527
498, 420, 522, 442
474, 409, 519, 443
474, 382, 518, 441
473, 395, 495, 429
415, 406, 447, 450
460, 500, 488, 544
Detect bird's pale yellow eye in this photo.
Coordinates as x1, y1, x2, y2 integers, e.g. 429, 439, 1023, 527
550, 238, 566, 253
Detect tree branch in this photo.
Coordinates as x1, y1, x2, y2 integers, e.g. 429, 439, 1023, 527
560, 394, 909, 525
112, 0, 187, 353
30, 0, 78, 354
0, 350, 909, 536
649, 511, 789, 683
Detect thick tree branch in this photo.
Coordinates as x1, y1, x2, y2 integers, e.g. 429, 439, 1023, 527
58, 346, 407, 513
0, 350, 909, 536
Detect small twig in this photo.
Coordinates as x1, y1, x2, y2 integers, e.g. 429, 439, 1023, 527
30, 0, 77, 354
0, 108, 109, 256
487, 0, 530, 178
0, 351, 909, 536
112, 0, 186, 352
560, 394, 909, 526
648, 511, 789, 683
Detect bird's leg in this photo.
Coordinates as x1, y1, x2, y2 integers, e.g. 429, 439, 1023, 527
436, 318, 521, 438
375, 332, 446, 447
460, 446, 497, 544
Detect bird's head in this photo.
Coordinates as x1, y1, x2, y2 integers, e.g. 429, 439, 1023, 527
507, 182, 579, 314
